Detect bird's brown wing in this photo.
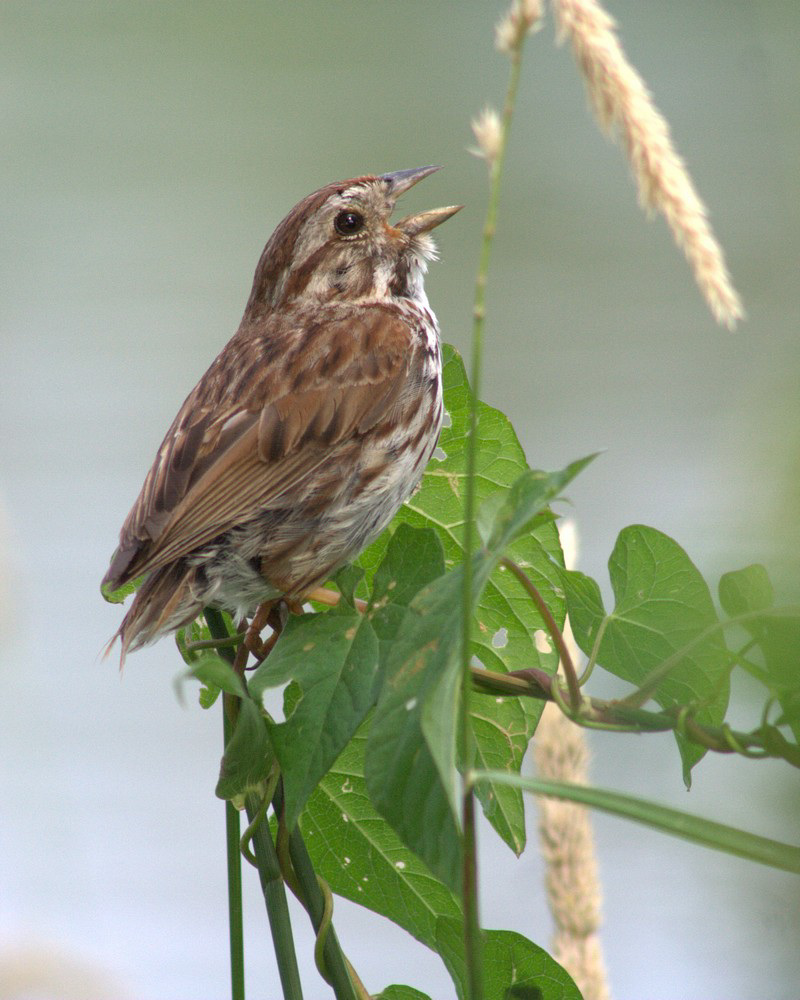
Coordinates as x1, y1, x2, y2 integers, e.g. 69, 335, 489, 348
103, 305, 424, 590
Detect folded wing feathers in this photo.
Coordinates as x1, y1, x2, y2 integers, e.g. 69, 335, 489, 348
104, 308, 417, 590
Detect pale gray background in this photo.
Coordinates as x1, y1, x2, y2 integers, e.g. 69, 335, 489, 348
1, 2, 798, 998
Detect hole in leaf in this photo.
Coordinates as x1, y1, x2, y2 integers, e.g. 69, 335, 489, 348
491, 627, 508, 649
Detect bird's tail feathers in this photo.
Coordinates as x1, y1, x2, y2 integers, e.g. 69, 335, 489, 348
102, 563, 202, 668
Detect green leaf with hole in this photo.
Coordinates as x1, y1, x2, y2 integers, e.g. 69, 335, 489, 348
299, 724, 462, 953
468, 693, 534, 856
248, 606, 379, 830
564, 525, 730, 783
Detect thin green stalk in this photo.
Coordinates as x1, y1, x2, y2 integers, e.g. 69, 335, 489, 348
206, 609, 246, 1000
224, 706, 246, 1000
205, 609, 238, 664
186, 631, 248, 652
205, 608, 304, 1000
472, 771, 800, 875
460, 36, 526, 1000
577, 614, 609, 687
273, 785, 364, 1000
245, 793, 305, 1000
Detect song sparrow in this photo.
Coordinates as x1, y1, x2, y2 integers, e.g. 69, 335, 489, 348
102, 166, 461, 660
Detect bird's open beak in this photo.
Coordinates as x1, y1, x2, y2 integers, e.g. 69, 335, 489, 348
395, 203, 463, 236
381, 165, 463, 236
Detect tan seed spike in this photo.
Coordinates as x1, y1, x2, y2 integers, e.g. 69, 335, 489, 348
551, 0, 744, 328
534, 520, 611, 1000
496, 0, 544, 54
470, 107, 503, 166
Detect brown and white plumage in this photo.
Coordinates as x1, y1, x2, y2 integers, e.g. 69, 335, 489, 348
102, 167, 461, 659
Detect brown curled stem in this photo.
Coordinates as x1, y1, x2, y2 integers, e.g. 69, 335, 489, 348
470, 665, 800, 768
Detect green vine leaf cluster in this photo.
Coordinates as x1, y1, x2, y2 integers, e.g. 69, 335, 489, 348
562, 537, 800, 778
563, 525, 731, 785
173, 347, 800, 998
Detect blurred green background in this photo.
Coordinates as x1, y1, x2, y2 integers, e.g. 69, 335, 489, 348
1, 2, 797, 998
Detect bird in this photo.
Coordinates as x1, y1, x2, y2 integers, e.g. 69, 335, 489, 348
102, 166, 461, 662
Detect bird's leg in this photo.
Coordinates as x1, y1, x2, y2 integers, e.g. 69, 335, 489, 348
243, 592, 343, 666
244, 599, 303, 665
243, 600, 277, 661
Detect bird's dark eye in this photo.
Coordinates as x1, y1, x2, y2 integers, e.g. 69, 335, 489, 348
334, 210, 365, 236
